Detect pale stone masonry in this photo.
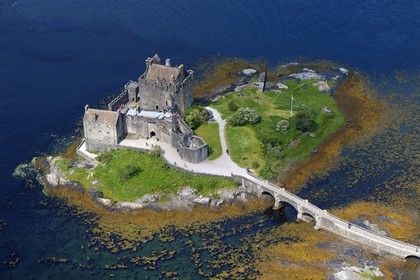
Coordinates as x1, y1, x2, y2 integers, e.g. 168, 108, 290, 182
83, 55, 207, 163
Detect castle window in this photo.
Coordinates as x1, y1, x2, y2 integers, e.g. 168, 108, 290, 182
156, 105, 159, 110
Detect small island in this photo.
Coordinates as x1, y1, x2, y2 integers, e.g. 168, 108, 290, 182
42, 55, 348, 210
16, 55, 419, 265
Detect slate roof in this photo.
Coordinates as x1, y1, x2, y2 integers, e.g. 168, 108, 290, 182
145, 63, 181, 82
83, 109, 119, 126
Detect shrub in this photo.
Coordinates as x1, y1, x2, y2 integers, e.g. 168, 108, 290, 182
150, 146, 162, 157
228, 108, 261, 126
295, 110, 312, 132
321, 111, 336, 125
276, 119, 290, 133
119, 165, 142, 182
265, 143, 285, 159
252, 161, 260, 169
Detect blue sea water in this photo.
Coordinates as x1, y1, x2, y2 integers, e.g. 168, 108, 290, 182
0, 0, 419, 278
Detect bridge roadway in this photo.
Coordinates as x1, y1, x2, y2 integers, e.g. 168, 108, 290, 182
205, 107, 419, 259
233, 173, 420, 259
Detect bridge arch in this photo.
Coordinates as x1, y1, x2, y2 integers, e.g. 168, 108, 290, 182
300, 212, 316, 223
261, 191, 276, 207
405, 255, 420, 261
261, 190, 275, 199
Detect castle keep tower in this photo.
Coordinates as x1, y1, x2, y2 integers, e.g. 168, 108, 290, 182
138, 54, 194, 112
82, 55, 207, 163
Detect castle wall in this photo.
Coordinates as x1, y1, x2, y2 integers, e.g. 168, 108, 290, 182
108, 90, 128, 111
138, 78, 176, 111
84, 116, 123, 152
178, 144, 208, 164
171, 133, 208, 163
83, 56, 206, 163
123, 114, 172, 143
138, 70, 194, 112
178, 71, 194, 112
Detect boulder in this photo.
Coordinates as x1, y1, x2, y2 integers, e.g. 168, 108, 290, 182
242, 68, 257, 75
276, 82, 289, 89
135, 194, 160, 204
338, 67, 349, 75
313, 80, 330, 92
178, 187, 195, 197
323, 107, 333, 113
289, 68, 323, 80
193, 197, 210, 205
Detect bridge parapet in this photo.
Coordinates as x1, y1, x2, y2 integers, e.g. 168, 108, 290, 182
232, 173, 420, 259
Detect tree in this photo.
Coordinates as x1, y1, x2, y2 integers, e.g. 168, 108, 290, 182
184, 105, 208, 129
185, 112, 200, 129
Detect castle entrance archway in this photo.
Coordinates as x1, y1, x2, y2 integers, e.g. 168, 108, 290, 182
150, 131, 156, 138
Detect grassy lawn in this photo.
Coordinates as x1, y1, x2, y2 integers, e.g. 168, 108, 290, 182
226, 126, 264, 171
211, 80, 345, 178
194, 122, 222, 160
68, 149, 237, 202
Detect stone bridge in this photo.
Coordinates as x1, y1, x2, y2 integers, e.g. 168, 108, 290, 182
233, 174, 420, 260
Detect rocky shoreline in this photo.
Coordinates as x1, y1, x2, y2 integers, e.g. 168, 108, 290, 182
14, 62, 353, 213
16, 156, 263, 212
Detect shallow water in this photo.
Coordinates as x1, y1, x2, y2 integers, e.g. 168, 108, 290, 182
0, 0, 419, 278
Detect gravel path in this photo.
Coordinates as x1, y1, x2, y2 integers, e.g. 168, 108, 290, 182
118, 107, 249, 178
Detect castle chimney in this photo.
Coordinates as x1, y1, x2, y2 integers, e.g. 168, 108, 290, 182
165, 58, 171, 67
91, 113, 97, 122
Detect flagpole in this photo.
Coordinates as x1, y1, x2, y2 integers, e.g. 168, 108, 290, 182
290, 94, 294, 114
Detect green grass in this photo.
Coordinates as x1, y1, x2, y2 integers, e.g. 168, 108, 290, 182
211, 79, 345, 178
68, 149, 237, 202
194, 122, 222, 160
226, 126, 264, 171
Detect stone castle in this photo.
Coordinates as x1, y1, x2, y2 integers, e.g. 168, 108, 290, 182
82, 54, 208, 163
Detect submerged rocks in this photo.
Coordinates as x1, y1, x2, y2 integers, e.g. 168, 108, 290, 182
362, 220, 388, 237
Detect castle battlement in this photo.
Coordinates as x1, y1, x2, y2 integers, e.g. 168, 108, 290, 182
83, 55, 207, 163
